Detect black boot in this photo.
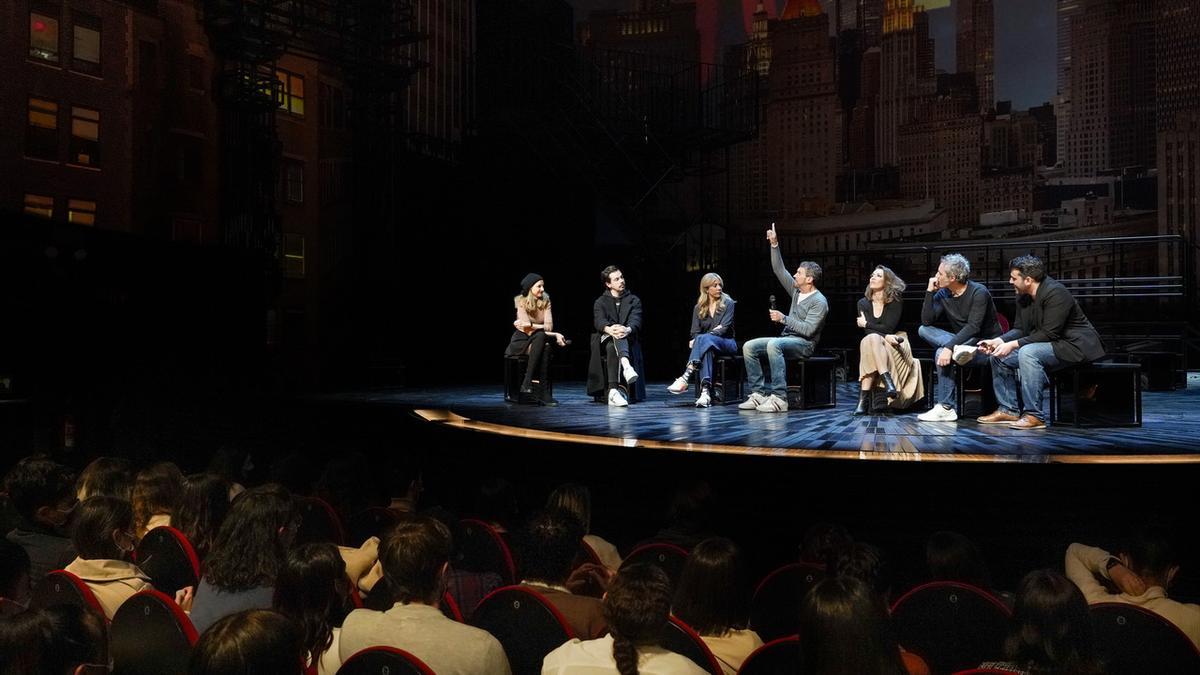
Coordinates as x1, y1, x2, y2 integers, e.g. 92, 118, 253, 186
853, 390, 870, 416
872, 390, 893, 416
535, 383, 558, 407
880, 372, 898, 398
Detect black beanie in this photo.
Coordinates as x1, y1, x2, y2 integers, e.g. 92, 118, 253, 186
520, 273, 543, 295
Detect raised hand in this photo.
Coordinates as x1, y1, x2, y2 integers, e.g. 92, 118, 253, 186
766, 221, 778, 247
856, 312, 867, 329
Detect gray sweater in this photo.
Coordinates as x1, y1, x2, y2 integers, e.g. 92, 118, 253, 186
770, 245, 829, 343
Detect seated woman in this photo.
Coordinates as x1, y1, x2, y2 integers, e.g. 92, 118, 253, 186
546, 483, 622, 572
506, 273, 568, 406
668, 273, 737, 408
174, 472, 232, 562
274, 543, 350, 675
132, 462, 185, 540
671, 537, 762, 675
64, 496, 154, 620
189, 609, 306, 675
800, 576, 923, 675
854, 265, 923, 415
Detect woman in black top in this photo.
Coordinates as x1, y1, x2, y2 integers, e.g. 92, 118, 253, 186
667, 273, 737, 408
855, 266, 910, 415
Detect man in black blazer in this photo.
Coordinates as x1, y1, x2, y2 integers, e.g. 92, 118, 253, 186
587, 265, 644, 406
976, 255, 1105, 430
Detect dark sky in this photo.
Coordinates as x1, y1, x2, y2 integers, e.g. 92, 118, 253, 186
566, 0, 1057, 110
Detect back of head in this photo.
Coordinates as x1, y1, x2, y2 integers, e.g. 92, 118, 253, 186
204, 484, 297, 592
273, 542, 346, 663
800, 577, 906, 675
926, 530, 992, 589
188, 609, 304, 675
71, 496, 135, 561
4, 455, 76, 523
474, 476, 519, 530
1122, 527, 1179, 587
0, 604, 108, 675
1009, 254, 1047, 282
830, 541, 890, 599
132, 462, 185, 533
546, 483, 592, 534
76, 457, 133, 501
672, 537, 750, 636
604, 564, 672, 675
0, 539, 32, 612
518, 508, 585, 586
663, 479, 713, 533
799, 523, 851, 567
1006, 569, 1102, 674
379, 516, 452, 605
175, 472, 233, 560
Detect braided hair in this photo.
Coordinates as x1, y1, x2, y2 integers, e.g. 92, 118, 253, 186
603, 564, 672, 675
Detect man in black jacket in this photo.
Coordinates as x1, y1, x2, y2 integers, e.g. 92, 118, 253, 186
587, 266, 644, 406
976, 255, 1105, 430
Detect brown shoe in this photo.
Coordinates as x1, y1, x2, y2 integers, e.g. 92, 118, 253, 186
976, 409, 1020, 424
1008, 414, 1047, 430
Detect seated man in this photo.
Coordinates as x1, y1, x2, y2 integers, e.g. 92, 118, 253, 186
587, 265, 645, 407
916, 253, 1003, 422
339, 517, 512, 675
739, 223, 828, 413
1065, 531, 1199, 650
4, 456, 77, 581
517, 509, 608, 639
976, 255, 1104, 430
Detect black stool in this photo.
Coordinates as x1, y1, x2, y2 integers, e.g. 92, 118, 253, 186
955, 365, 997, 417
692, 354, 744, 404
504, 354, 552, 404
782, 355, 838, 409
1050, 361, 1142, 427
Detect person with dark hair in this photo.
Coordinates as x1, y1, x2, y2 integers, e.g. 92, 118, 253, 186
671, 538, 761, 675
63, 496, 153, 619
978, 569, 1104, 675
830, 541, 891, 600
546, 483, 622, 571
638, 479, 717, 552
976, 254, 1105, 430
473, 475, 519, 536
916, 252, 1003, 422
542, 563, 707, 675
4, 456, 77, 581
189, 484, 298, 635
518, 509, 608, 639
273, 543, 349, 675
411, 506, 501, 621
132, 462, 185, 539
925, 530, 993, 590
507, 273, 568, 406
799, 577, 911, 675
0, 539, 32, 617
175, 472, 232, 561
1065, 531, 1199, 649
798, 522, 851, 567
739, 223, 829, 413
855, 265, 923, 415
188, 609, 305, 675
587, 265, 645, 407
339, 517, 511, 674
667, 272, 738, 408
0, 604, 108, 675
75, 456, 133, 501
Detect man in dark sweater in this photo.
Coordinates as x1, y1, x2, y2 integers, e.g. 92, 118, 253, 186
916, 253, 1003, 422
977, 255, 1105, 430
4, 456, 77, 583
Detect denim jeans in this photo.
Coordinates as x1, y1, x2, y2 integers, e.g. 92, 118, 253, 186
917, 325, 989, 408
687, 334, 738, 386
742, 336, 815, 398
990, 342, 1061, 421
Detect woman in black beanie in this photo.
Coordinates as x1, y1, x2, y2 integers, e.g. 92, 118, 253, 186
505, 273, 568, 406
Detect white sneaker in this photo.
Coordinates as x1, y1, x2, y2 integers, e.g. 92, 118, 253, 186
755, 394, 788, 413
667, 377, 690, 394
917, 405, 958, 422
622, 362, 639, 384
738, 392, 767, 410
952, 345, 978, 366
695, 389, 711, 408
607, 389, 628, 407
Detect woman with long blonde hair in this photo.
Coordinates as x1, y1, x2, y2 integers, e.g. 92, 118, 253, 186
505, 273, 567, 406
667, 273, 737, 407
854, 265, 923, 415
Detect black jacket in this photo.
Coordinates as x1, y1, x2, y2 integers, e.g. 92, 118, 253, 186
1000, 277, 1105, 364
587, 291, 646, 400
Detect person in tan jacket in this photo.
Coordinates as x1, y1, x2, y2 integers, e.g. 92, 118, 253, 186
64, 496, 154, 619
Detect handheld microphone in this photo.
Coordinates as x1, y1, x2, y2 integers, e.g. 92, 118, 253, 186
768, 294, 776, 311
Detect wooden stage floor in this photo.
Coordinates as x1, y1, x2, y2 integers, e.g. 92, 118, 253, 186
312, 377, 1200, 464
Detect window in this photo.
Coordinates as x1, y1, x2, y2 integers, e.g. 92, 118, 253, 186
284, 162, 303, 202
29, 10, 59, 62
276, 69, 304, 116
283, 233, 305, 278
26, 97, 58, 160
23, 194, 53, 219
70, 106, 100, 167
72, 13, 100, 74
68, 198, 96, 225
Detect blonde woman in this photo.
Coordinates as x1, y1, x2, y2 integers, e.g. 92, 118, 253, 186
667, 273, 737, 407
854, 265, 923, 415
506, 273, 567, 406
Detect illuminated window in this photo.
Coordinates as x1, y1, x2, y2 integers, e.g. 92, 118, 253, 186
276, 69, 305, 116
23, 194, 53, 219
29, 11, 59, 62
70, 106, 100, 167
68, 198, 96, 225
283, 233, 305, 278
26, 97, 58, 160
72, 14, 100, 74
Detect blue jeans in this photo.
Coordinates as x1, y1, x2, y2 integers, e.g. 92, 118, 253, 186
990, 342, 1061, 421
688, 334, 738, 386
917, 325, 989, 407
742, 336, 815, 398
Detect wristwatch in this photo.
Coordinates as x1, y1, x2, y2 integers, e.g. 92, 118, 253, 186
1105, 557, 1122, 571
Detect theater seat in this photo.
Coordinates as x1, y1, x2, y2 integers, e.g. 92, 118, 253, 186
1090, 602, 1200, 675
472, 585, 575, 675
749, 562, 824, 642
660, 615, 724, 675
890, 581, 1011, 675
296, 497, 347, 546
111, 589, 198, 675
736, 635, 799, 675
457, 519, 517, 584
135, 526, 201, 597
621, 543, 689, 590
336, 646, 435, 675
30, 569, 105, 619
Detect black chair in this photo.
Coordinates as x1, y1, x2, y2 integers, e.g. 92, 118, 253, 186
457, 518, 517, 584
890, 581, 1011, 675
737, 634, 800, 675
782, 355, 838, 409
955, 364, 997, 418
30, 570, 105, 618
693, 354, 745, 404
748, 562, 825, 642
111, 589, 198, 675
660, 615, 724, 675
1051, 361, 1142, 427
135, 526, 201, 597
472, 585, 575, 675
1090, 602, 1200, 675
336, 646, 435, 675
348, 506, 402, 546
295, 496, 347, 546
621, 542, 689, 589
504, 353, 554, 404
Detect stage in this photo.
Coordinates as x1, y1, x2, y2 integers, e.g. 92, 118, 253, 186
310, 377, 1200, 464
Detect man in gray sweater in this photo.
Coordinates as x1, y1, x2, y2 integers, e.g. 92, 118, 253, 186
739, 223, 829, 412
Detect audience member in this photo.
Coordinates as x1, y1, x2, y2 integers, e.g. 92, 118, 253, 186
926, 531, 1001, 592
0, 604, 108, 675
473, 476, 520, 536
3, 456, 77, 581
188, 609, 305, 675
175, 472, 233, 561
189, 484, 298, 635
64, 496, 154, 619
206, 446, 251, 500
273, 542, 349, 675
1065, 531, 1200, 650
518, 508, 609, 639
799, 576, 911, 675
400, 507, 502, 621
641, 479, 717, 552
979, 569, 1104, 675
132, 462, 185, 539
798, 522, 852, 567
547, 483, 622, 571
75, 457, 133, 501
830, 541, 892, 603
339, 516, 511, 674
671, 537, 762, 675
543, 563, 707, 674
0, 540, 32, 617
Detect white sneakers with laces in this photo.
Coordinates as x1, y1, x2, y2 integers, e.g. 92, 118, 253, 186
607, 389, 628, 407
917, 405, 958, 422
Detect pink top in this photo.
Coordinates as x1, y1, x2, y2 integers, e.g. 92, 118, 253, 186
515, 299, 554, 335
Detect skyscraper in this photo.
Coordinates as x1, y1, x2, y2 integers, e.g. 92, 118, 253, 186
1155, 0, 1200, 133
955, 0, 994, 114
1055, 0, 1083, 168
876, 0, 934, 166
